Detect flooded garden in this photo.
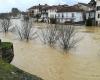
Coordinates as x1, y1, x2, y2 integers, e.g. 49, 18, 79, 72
0, 18, 100, 80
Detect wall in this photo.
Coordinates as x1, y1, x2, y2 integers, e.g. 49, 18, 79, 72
48, 9, 57, 18
56, 12, 83, 23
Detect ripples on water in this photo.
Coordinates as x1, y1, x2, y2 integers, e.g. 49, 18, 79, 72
1, 26, 100, 80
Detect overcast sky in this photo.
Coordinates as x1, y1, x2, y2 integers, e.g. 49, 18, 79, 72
0, 0, 90, 12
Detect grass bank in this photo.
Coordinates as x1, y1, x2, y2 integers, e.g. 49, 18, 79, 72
0, 59, 43, 80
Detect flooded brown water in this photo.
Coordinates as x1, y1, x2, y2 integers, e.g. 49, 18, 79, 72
1, 27, 100, 80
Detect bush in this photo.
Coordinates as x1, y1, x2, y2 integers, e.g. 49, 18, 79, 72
15, 18, 37, 42
64, 21, 73, 25
0, 42, 14, 63
0, 18, 11, 33
40, 24, 58, 47
40, 24, 79, 51
50, 18, 56, 24
58, 25, 78, 51
86, 18, 92, 26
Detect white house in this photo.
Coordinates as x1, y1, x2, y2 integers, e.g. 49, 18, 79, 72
40, 6, 57, 22
47, 6, 57, 19
28, 4, 68, 19
41, 5, 69, 22
28, 5, 40, 17
56, 6, 84, 23
28, 4, 85, 24
96, 0, 100, 25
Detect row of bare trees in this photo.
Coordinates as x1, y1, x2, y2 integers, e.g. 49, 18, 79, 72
40, 24, 79, 51
0, 16, 37, 42
0, 17, 79, 51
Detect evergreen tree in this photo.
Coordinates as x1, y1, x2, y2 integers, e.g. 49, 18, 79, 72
88, 0, 96, 7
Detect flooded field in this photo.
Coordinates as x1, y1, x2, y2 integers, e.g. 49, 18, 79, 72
1, 26, 100, 80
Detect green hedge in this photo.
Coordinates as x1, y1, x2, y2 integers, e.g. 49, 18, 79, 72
0, 42, 14, 63
1, 42, 13, 49
86, 18, 92, 26
50, 18, 56, 24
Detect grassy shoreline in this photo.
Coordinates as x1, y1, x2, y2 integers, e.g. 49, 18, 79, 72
0, 59, 43, 80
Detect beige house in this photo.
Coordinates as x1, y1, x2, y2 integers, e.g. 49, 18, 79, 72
74, 3, 89, 11
28, 4, 49, 17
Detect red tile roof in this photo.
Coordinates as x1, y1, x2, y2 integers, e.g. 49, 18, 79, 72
57, 6, 84, 12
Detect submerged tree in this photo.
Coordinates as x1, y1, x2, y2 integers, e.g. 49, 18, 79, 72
58, 25, 78, 51
40, 24, 79, 50
15, 17, 37, 41
0, 18, 11, 33
40, 24, 59, 47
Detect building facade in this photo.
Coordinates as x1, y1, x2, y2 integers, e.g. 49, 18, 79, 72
96, 0, 100, 25
28, 4, 93, 24
56, 6, 84, 23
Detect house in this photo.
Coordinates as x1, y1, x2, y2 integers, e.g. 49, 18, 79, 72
74, 1, 96, 25
28, 4, 69, 22
86, 0, 96, 25
96, 0, 100, 25
86, 10, 95, 20
28, 4, 91, 24
47, 5, 69, 18
74, 3, 89, 11
56, 6, 84, 24
47, 6, 58, 19
28, 4, 49, 17
28, 4, 41, 17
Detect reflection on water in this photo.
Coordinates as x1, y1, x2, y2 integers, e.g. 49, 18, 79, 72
1, 27, 100, 80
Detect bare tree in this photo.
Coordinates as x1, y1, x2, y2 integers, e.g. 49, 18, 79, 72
40, 24, 59, 47
15, 17, 37, 41
58, 25, 78, 51
0, 18, 11, 33
40, 24, 79, 50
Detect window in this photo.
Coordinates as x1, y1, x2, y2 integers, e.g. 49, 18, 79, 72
58, 13, 60, 17
62, 13, 64, 18
97, 6, 100, 11
98, 14, 100, 18
66, 13, 68, 18
72, 13, 74, 18
50, 14, 54, 18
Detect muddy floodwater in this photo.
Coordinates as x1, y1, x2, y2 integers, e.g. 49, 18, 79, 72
1, 27, 100, 80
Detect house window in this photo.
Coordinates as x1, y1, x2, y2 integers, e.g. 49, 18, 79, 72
97, 6, 100, 11
50, 14, 54, 18
72, 13, 74, 18
62, 13, 64, 18
66, 13, 68, 18
58, 13, 60, 17
98, 14, 100, 18
31, 11, 34, 14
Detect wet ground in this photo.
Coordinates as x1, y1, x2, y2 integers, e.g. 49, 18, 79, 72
1, 26, 100, 80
